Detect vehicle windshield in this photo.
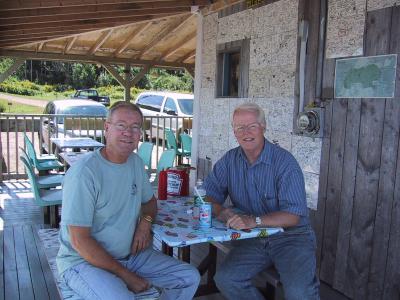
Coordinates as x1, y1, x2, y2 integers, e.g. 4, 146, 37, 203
56, 106, 108, 123
177, 99, 193, 115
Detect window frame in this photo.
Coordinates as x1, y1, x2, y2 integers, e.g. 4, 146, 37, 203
216, 38, 250, 98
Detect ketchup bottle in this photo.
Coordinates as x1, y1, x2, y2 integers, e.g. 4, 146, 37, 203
158, 170, 167, 200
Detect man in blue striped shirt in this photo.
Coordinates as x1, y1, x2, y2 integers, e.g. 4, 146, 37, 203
204, 103, 320, 300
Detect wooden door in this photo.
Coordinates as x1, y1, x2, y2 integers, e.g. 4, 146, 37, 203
311, 6, 400, 300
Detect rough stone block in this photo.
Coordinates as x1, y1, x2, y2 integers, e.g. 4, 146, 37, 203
265, 129, 293, 152
326, 1, 365, 58
250, 31, 298, 69
367, 0, 400, 11
217, 9, 253, 44
252, 0, 298, 38
201, 63, 215, 88
304, 171, 319, 210
292, 135, 322, 174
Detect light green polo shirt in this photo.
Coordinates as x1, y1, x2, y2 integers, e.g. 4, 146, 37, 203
56, 148, 154, 275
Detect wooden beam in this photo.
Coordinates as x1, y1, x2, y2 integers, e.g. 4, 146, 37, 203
179, 50, 196, 63
185, 66, 195, 78
101, 62, 127, 86
0, 0, 211, 11
0, 49, 194, 69
88, 29, 114, 55
0, 7, 191, 26
113, 22, 152, 56
0, 58, 25, 82
158, 31, 196, 60
63, 36, 77, 54
136, 13, 192, 58
131, 65, 151, 86
0, 12, 179, 32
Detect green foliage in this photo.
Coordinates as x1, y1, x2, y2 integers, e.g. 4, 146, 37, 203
71, 63, 96, 88
0, 80, 38, 96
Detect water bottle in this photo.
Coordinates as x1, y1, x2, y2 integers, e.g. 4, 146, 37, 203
193, 179, 206, 221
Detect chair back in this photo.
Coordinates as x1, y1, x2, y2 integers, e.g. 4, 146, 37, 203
19, 154, 46, 206
137, 142, 154, 169
24, 133, 40, 168
179, 134, 192, 156
156, 149, 176, 174
165, 129, 178, 150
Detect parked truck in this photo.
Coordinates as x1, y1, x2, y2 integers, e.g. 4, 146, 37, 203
72, 89, 110, 106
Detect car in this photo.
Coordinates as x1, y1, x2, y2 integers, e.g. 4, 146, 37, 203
135, 91, 193, 139
40, 99, 108, 153
71, 89, 110, 106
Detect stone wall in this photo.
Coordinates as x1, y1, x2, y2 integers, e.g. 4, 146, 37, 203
198, 0, 321, 209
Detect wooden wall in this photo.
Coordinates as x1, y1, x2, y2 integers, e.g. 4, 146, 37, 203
310, 6, 400, 300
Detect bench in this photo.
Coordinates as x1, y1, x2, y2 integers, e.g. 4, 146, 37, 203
210, 241, 282, 300
37, 228, 160, 300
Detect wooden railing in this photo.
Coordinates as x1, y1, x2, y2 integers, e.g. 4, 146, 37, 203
0, 113, 192, 182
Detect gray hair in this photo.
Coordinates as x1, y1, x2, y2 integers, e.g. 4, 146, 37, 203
107, 101, 143, 124
232, 102, 266, 127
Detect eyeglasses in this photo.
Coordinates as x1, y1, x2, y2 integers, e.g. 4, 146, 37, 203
233, 122, 263, 136
109, 122, 142, 134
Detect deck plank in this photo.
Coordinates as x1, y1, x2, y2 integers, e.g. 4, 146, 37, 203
32, 224, 60, 300
14, 226, 35, 300
3, 227, 19, 300
23, 225, 50, 300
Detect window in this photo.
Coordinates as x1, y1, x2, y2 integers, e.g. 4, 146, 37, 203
163, 98, 177, 115
136, 95, 164, 112
216, 39, 249, 98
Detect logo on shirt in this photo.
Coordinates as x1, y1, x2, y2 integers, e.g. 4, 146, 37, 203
131, 183, 137, 195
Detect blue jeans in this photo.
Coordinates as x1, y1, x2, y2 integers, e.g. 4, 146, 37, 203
214, 225, 320, 300
62, 247, 200, 300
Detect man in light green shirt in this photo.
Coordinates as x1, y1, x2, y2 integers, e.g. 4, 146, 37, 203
57, 101, 200, 299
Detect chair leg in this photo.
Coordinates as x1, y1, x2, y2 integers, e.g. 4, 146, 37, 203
43, 206, 50, 224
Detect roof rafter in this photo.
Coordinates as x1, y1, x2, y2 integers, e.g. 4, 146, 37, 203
0, 49, 194, 69
113, 22, 152, 56
135, 13, 192, 59
158, 31, 196, 60
88, 29, 114, 55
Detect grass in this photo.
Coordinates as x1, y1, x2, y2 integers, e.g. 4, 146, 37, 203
0, 98, 43, 114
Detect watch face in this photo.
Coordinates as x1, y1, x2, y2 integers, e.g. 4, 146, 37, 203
256, 217, 261, 225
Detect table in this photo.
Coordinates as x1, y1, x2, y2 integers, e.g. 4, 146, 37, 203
152, 197, 283, 296
51, 137, 104, 154
59, 151, 88, 167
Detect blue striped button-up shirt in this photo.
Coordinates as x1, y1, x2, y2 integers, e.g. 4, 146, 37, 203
204, 139, 309, 226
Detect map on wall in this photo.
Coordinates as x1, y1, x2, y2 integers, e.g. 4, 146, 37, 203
334, 54, 397, 98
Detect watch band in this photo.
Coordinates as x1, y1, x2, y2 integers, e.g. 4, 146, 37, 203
255, 216, 262, 226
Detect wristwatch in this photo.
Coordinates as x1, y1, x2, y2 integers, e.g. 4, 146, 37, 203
255, 216, 262, 226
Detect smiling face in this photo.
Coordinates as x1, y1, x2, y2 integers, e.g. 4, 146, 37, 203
233, 110, 266, 163
104, 107, 142, 163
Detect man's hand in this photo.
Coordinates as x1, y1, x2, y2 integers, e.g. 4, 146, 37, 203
119, 269, 151, 293
226, 214, 256, 230
131, 218, 152, 254
217, 207, 236, 222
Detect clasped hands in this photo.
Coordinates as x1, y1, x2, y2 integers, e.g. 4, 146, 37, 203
218, 207, 256, 230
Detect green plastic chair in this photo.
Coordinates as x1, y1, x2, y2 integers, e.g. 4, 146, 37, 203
24, 133, 58, 162
179, 133, 192, 159
20, 152, 62, 227
137, 142, 154, 170
20, 148, 64, 189
154, 149, 176, 183
24, 134, 63, 172
165, 128, 179, 151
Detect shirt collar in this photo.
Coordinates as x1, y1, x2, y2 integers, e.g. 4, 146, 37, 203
238, 138, 273, 167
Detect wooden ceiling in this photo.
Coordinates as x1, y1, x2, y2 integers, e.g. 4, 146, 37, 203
0, 0, 242, 70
